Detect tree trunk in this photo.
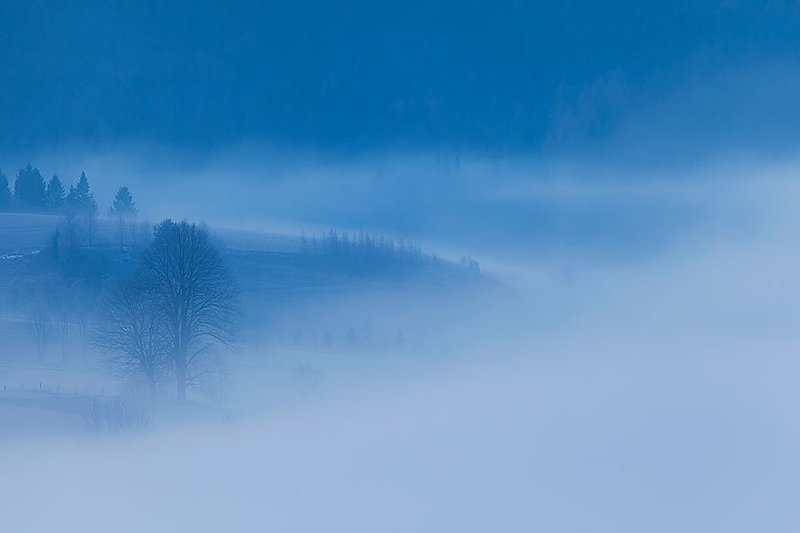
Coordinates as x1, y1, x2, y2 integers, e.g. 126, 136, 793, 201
175, 353, 187, 401
147, 374, 157, 396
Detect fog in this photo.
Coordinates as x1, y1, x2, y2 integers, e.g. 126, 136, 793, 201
4, 3, 800, 530
4, 142, 783, 262
2, 144, 800, 531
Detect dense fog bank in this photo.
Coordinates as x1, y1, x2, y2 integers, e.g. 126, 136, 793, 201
3, 162, 800, 531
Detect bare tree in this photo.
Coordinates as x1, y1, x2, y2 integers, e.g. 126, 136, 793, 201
95, 280, 171, 393
141, 220, 238, 400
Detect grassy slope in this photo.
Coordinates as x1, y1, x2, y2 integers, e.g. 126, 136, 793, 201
0, 212, 493, 434
0, 212, 487, 351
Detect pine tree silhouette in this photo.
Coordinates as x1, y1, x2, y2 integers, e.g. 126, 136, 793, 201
0, 169, 11, 210
45, 175, 66, 212
14, 163, 46, 211
109, 186, 138, 218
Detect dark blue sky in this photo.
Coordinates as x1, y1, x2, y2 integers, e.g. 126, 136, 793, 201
3, 0, 800, 153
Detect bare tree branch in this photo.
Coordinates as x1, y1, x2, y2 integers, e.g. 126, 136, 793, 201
139, 220, 240, 400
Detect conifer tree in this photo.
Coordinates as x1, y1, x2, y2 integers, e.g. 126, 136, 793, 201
64, 172, 99, 250
14, 163, 46, 211
44, 175, 66, 212
65, 172, 98, 215
73, 171, 98, 216
109, 185, 138, 250
109, 186, 138, 218
65, 185, 78, 214
0, 169, 11, 210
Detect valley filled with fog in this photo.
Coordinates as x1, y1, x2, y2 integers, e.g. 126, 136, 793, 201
0, 150, 799, 532
5, 2, 800, 531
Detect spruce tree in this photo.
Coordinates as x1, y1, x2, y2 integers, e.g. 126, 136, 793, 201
14, 163, 46, 211
0, 169, 11, 210
109, 186, 138, 218
109, 185, 138, 250
45, 174, 66, 212
66, 171, 98, 217
65, 185, 78, 215
64, 172, 100, 251
74, 171, 98, 216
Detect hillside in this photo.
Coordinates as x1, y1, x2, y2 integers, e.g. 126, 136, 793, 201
0, 212, 489, 365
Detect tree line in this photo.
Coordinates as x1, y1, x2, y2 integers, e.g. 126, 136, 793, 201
300, 229, 437, 275
0, 163, 138, 219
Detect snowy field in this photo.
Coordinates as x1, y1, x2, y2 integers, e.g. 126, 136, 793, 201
0, 212, 299, 255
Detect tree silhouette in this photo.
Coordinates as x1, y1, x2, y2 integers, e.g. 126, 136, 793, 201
140, 220, 239, 400
0, 169, 11, 210
95, 279, 171, 393
44, 174, 66, 212
64, 172, 99, 249
109, 186, 138, 218
14, 163, 46, 211
65, 171, 98, 217
109, 186, 138, 249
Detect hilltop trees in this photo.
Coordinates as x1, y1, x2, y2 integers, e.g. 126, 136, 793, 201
300, 229, 435, 276
44, 175, 66, 211
109, 186, 137, 218
66, 171, 99, 217
60, 172, 100, 250
14, 163, 46, 210
0, 165, 112, 217
110, 186, 138, 249
98, 220, 239, 400
34, 171, 145, 266
0, 170, 11, 210
0, 164, 142, 222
